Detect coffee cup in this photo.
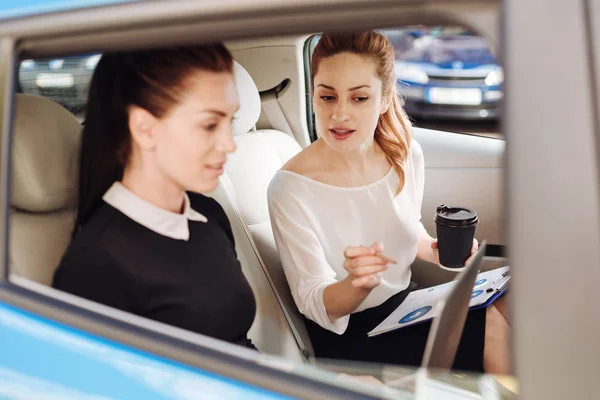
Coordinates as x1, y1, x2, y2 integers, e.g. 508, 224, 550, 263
434, 205, 479, 269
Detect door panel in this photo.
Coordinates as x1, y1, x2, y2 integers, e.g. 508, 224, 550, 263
414, 127, 505, 245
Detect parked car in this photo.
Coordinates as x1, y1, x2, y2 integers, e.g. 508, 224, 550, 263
18, 54, 100, 112
394, 27, 502, 120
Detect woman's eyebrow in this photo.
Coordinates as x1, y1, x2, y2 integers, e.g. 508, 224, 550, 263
316, 84, 371, 91
198, 106, 241, 116
198, 109, 227, 116
317, 84, 335, 90
349, 85, 371, 91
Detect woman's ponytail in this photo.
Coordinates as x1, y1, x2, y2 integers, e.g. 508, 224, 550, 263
74, 54, 131, 233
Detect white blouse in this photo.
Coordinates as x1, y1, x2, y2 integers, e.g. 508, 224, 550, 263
267, 140, 425, 335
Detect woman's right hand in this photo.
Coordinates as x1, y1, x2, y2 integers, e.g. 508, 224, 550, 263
343, 242, 390, 289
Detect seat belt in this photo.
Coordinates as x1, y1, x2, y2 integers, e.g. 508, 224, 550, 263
259, 79, 294, 136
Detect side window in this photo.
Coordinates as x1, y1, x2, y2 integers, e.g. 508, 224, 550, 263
304, 26, 502, 139
18, 53, 101, 120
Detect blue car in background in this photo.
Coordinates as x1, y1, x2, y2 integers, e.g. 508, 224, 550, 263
394, 26, 503, 120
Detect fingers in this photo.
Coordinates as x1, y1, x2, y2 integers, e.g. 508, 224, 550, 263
344, 245, 376, 259
431, 238, 438, 249
371, 241, 384, 253
343, 256, 389, 278
343, 243, 388, 289
348, 264, 388, 278
349, 255, 388, 268
351, 273, 382, 289
471, 238, 479, 254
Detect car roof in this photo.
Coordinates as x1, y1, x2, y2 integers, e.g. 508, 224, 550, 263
0, 0, 137, 21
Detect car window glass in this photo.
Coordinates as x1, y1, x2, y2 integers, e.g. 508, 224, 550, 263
18, 53, 100, 122
306, 26, 503, 139
10, 30, 512, 399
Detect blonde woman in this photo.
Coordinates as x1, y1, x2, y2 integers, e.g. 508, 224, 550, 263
268, 32, 509, 374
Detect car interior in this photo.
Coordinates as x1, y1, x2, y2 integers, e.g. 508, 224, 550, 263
7, 30, 509, 370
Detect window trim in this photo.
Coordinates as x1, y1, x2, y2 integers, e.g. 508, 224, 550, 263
0, 37, 16, 283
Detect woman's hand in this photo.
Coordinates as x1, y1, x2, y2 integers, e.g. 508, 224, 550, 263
343, 242, 391, 289
431, 238, 479, 267
323, 242, 392, 321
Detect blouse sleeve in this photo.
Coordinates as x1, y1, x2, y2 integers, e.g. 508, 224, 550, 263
411, 139, 425, 221
267, 174, 350, 334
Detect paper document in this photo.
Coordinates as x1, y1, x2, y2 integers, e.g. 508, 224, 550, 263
368, 266, 510, 337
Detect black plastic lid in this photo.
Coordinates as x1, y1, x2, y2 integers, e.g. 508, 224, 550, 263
434, 204, 479, 228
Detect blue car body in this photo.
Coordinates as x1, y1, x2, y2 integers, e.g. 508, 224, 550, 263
0, 302, 289, 399
0, 0, 134, 20
395, 28, 503, 120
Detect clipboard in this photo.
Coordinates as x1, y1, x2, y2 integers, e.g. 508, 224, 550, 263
470, 274, 509, 310
367, 266, 510, 337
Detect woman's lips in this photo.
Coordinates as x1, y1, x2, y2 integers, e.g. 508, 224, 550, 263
329, 128, 356, 140
206, 162, 225, 176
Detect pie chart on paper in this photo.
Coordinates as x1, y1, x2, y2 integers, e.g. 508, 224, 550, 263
399, 306, 433, 324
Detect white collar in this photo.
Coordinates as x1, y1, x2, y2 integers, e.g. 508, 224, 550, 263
102, 182, 207, 241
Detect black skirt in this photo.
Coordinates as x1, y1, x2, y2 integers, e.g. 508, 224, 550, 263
305, 284, 486, 373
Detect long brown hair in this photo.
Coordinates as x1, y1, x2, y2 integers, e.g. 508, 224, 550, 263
311, 31, 412, 194
76, 44, 233, 232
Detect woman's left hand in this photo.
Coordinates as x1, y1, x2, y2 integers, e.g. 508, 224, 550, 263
431, 238, 479, 267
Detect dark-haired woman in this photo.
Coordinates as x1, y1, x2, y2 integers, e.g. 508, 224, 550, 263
52, 45, 258, 349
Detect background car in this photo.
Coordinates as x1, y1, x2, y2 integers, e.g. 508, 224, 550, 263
18, 54, 100, 113
392, 26, 503, 120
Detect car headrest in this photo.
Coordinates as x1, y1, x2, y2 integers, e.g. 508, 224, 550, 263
11, 94, 81, 213
232, 61, 261, 136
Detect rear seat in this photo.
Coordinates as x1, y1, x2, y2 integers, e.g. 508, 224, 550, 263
208, 62, 314, 362
9, 94, 81, 285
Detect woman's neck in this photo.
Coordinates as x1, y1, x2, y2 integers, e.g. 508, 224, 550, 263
121, 164, 185, 214
318, 137, 384, 175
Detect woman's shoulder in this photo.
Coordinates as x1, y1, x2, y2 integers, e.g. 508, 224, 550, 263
70, 203, 120, 245
410, 138, 423, 158
53, 236, 137, 312
409, 138, 424, 167
53, 236, 121, 290
188, 192, 225, 217
274, 139, 340, 189
59, 207, 122, 268
280, 140, 324, 177
187, 192, 233, 238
